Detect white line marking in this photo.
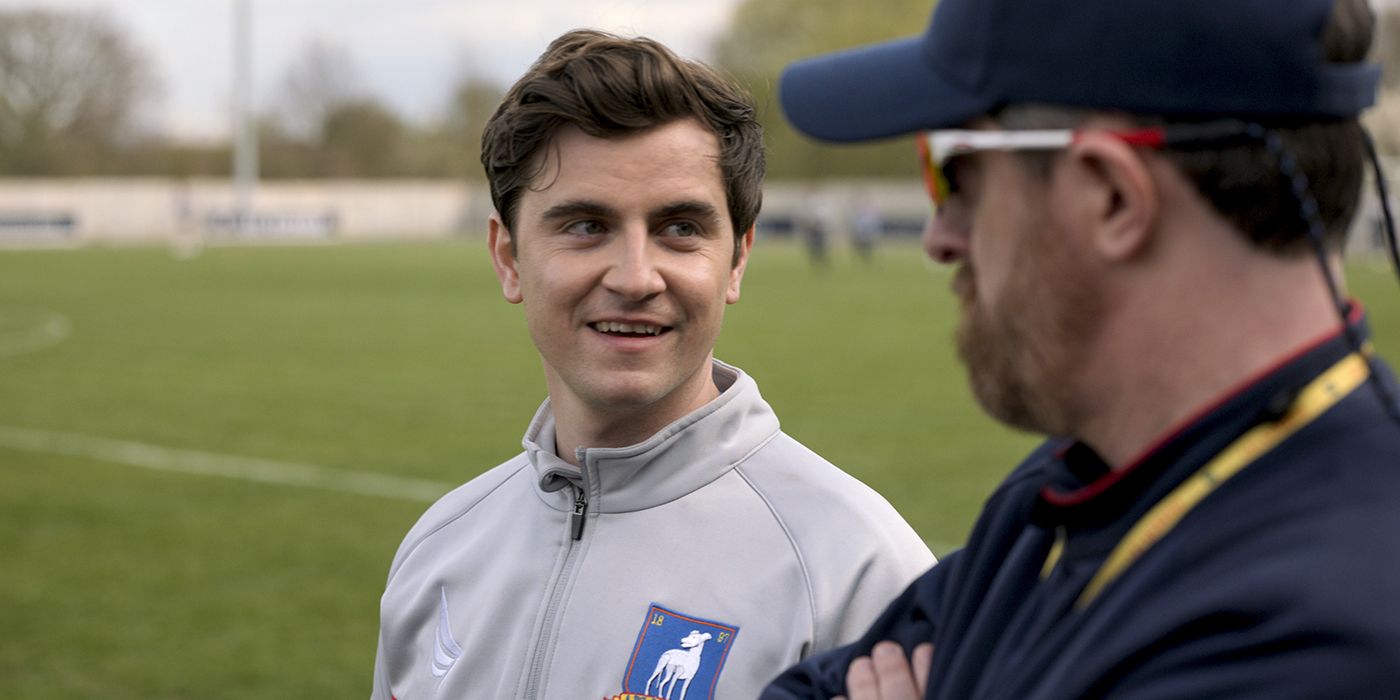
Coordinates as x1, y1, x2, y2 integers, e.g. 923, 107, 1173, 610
0, 425, 456, 502
0, 312, 71, 358
0, 425, 966, 549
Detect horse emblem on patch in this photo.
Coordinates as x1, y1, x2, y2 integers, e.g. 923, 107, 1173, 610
608, 603, 739, 700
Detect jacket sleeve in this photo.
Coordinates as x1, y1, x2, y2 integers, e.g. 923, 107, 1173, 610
370, 633, 392, 700
820, 522, 937, 653
762, 551, 954, 699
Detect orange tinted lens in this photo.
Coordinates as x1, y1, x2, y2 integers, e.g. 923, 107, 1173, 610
916, 134, 948, 207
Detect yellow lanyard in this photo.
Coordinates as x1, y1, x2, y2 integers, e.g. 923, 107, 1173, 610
1038, 352, 1371, 611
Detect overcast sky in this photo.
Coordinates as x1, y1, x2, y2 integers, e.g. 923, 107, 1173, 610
0, 0, 746, 141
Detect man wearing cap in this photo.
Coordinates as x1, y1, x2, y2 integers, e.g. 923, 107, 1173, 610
765, 0, 1400, 698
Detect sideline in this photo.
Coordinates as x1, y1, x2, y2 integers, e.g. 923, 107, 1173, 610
0, 311, 71, 358
0, 424, 456, 502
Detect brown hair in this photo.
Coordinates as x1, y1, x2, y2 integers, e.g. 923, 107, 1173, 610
1001, 0, 1373, 254
480, 29, 764, 264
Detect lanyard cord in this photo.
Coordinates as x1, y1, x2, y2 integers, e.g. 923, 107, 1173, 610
1044, 352, 1371, 610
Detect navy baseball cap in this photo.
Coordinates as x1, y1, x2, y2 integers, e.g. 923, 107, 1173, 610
780, 0, 1381, 143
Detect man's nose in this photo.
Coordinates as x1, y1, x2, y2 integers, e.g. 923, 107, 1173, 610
922, 203, 970, 265
603, 231, 666, 301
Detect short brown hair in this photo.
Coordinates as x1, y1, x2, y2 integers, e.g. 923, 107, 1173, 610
1000, 0, 1373, 255
480, 29, 764, 264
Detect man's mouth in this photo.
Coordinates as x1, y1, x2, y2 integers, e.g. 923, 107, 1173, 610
953, 266, 975, 304
589, 321, 671, 337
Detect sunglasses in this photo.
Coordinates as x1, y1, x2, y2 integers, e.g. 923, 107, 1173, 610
915, 123, 1249, 207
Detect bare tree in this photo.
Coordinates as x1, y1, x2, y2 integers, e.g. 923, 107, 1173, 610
440, 72, 503, 178
0, 8, 160, 174
712, 0, 934, 179
319, 98, 404, 176
276, 38, 365, 142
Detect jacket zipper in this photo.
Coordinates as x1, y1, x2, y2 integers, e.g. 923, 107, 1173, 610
571, 447, 590, 541
571, 488, 588, 540
521, 457, 591, 698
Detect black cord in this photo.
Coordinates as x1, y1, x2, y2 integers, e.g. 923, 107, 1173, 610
1251, 124, 1400, 427
1360, 129, 1400, 289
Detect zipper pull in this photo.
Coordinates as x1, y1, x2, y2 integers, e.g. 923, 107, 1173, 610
571, 489, 587, 541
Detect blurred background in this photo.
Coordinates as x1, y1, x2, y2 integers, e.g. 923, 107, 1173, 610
2, 1, 1399, 697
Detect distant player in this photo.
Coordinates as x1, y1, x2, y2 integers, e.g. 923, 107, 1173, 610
850, 192, 881, 265
168, 179, 202, 259
370, 30, 933, 700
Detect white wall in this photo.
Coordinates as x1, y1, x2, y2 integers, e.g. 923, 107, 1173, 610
0, 179, 482, 247
0, 175, 1392, 256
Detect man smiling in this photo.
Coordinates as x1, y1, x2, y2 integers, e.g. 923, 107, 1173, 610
370, 30, 932, 700
501, 120, 744, 462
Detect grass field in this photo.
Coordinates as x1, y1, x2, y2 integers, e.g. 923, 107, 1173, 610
1, 239, 1397, 698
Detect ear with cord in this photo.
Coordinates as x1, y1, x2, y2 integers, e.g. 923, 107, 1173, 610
1057, 130, 1161, 264
488, 213, 524, 304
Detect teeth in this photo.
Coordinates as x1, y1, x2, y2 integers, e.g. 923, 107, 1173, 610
595, 322, 662, 335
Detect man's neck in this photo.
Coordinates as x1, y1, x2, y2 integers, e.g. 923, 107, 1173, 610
549, 371, 722, 467
1073, 248, 1344, 468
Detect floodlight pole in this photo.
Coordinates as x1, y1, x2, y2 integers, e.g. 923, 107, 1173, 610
233, 0, 258, 225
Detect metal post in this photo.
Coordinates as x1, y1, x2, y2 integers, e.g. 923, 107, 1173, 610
232, 0, 257, 228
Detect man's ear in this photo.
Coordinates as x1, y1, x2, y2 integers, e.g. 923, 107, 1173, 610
726, 225, 756, 304
1061, 132, 1160, 262
488, 213, 523, 304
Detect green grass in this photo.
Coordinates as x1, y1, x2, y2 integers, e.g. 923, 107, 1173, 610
1, 239, 1396, 698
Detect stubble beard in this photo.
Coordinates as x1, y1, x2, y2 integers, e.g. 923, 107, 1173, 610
956, 266, 1046, 433
954, 241, 1097, 437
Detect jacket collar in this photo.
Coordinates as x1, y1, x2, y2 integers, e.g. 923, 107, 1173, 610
1033, 308, 1373, 536
522, 359, 781, 513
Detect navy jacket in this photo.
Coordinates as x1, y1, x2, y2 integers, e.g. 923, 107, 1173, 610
764, 320, 1400, 699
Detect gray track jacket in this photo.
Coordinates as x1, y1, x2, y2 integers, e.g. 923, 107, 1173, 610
372, 361, 934, 700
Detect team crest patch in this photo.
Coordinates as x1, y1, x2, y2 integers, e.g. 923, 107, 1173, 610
606, 603, 739, 700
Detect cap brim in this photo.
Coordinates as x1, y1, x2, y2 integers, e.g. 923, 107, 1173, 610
779, 36, 990, 143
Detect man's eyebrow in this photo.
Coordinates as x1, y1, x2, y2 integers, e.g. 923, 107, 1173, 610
539, 200, 619, 222
651, 201, 723, 225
